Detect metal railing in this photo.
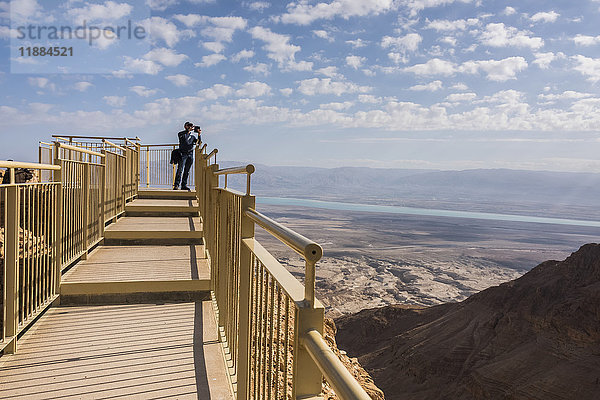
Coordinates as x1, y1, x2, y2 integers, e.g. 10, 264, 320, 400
1, 161, 61, 354
1, 137, 140, 353
2, 135, 370, 399
195, 146, 371, 400
139, 144, 195, 188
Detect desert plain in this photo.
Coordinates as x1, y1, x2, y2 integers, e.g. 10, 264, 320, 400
253, 203, 600, 317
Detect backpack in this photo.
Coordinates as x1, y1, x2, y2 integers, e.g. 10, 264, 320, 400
170, 149, 182, 165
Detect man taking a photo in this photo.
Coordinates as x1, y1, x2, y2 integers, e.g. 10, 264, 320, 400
173, 121, 200, 191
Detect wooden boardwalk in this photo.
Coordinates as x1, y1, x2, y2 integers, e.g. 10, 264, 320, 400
0, 190, 234, 399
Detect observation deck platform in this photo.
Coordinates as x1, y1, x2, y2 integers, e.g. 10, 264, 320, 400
0, 190, 234, 399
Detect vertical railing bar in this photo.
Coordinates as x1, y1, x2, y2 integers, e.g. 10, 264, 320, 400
275, 284, 282, 399
284, 298, 291, 399
268, 272, 275, 400
34, 185, 40, 312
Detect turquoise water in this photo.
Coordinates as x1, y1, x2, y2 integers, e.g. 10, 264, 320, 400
257, 197, 600, 228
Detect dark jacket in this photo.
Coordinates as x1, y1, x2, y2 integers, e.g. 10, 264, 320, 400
178, 130, 197, 153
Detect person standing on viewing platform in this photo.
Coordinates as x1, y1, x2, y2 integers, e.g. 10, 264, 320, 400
173, 121, 200, 191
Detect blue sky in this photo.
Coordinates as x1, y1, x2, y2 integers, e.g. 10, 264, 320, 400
1, 0, 600, 171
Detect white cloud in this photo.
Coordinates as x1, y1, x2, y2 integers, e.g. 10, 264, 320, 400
244, 63, 270, 75
245, 1, 270, 11
166, 74, 192, 87
409, 80, 443, 91
280, 88, 293, 96
404, 57, 527, 81
195, 53, 227, 67
103, 96, 126, 107
451, 83, 469, 90
232, 49, 255, 62
202, 42, 225, 53
0, 26, 19, 39
529, 11, 560, 23
425, 18, 478, 31
446, 92, 476, 102
346, 55, 366, 69
146, 0, 177, 12
200, 16, 247, 43
440, 36, 457, 46
249, 26, 313, 71
320, 102, 354, 111
404, 58, 456, 76
346, 38, 367, 48
479, 23, 543, 49
503, 6, 516, 16
141, 17, 189, 47
277, 0, 396, 25
173, 14, 206, 27
9, 0, 44, 23
572, 34, 600, 46
460, 57, 528, 81
28, 77, 55, 90
381, 33, 422, 52
197, 84, 233, 100
403, 0, 475, 17
533, 52, 563, 69
74, 81, 93, 92
317, 66, 342, 78
130, 85, 158, 97
143, 48, 187, 67
538, 91, 594, 101
313, 30, 334, 42
123, 57, 162, 74
297, 78, 371, 96
235, 81, 272, 98
68, 1, 132, 24
476, 89, 525, 105
358, 94, 381, 104
572, 55, 600, 82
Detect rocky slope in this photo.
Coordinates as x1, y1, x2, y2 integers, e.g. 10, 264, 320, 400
335, 243, 600, 399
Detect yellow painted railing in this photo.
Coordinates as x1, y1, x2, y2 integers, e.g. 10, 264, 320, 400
0, 161, 61, 354
139, 144, 196, 188
1, 138, 139, 353
2, 136, 369, 399
194, 146, 371, 400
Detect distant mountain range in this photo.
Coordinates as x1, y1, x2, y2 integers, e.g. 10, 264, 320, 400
334, 243, 600, 400
221, 163, 600, 220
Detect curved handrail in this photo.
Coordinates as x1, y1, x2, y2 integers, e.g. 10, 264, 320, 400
204, 148, 218, 161
57, 142, 105, 158
213, 164, 255, 176
244, 207, 322, 263
102, 139, 126, 152
0, 161, 61, 170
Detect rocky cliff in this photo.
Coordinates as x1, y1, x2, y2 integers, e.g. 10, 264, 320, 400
335, 243, 600, 399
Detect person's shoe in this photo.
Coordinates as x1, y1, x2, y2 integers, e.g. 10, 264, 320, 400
181, 186, 191, 192
173, 185, 179, 190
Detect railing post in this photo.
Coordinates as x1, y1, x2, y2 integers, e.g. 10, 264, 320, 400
217, 189, 228, 327
4, 185, 19, 354
237, 194, 256, 400
100, 151, 106, 237
53, 143, 63, 281
81, 160, 90, 259
145, 146, 150, 188
295, 305, 325, 398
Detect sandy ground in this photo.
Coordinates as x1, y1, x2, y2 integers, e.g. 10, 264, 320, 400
253, 204, 600, 317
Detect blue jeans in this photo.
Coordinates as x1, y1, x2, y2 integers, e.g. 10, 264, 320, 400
174, 151, 193, 188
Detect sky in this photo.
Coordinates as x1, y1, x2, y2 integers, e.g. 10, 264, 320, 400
1, 0, 600, 172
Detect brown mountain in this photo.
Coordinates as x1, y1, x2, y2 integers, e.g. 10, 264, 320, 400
335, 243, 600, 399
